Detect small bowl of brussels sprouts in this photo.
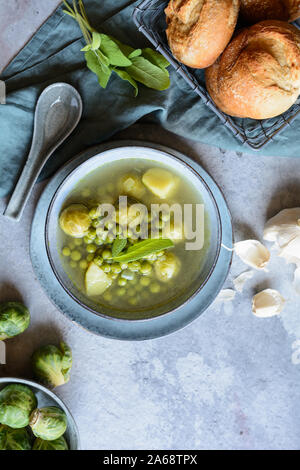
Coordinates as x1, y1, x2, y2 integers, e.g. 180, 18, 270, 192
0, 378, 80, 450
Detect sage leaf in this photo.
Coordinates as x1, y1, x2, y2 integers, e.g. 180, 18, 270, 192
113, 68, 138, 96
112, 239, 174, 263
91, 32, 101, 50
81, 44, 92, 52
142, 48, 170, 70
112, 237, 127, 257
128, 49, 142, 59
85, 50, 112, 88
125, 56, 170, 91
100, 34, 132, 67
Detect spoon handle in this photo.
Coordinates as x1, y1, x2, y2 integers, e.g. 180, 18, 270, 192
4, 149, 51, 221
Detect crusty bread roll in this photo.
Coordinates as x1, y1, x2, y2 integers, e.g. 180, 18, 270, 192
165, 0, 240, 69
240, 0, 300, 23
205, 21, 300, 119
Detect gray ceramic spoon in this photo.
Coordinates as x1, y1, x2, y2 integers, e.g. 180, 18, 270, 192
4, 82, 82, 221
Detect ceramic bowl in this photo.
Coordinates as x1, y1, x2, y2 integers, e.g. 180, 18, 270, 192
45, 146, 222, 321
0, 377, 80, 450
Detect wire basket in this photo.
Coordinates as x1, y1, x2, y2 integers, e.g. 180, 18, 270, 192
133, 0, 300, 150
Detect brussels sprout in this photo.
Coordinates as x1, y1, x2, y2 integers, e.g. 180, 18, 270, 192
0, 384, 37, 429
59, 204, 91, 238
0, 424, 31, 450
30, 406, 67, 441
0, 302, 30, 340
32, 342, 72, 388
32, 435, 69, 451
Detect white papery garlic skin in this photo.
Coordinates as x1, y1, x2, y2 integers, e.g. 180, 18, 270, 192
233, 271, 254, 292
264, 208, 300, 266
234, 240, 270, 270
252, 289, 285, 318
216, 289, 236, 302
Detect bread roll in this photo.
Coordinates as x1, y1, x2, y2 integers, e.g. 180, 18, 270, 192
240, 0, 300, 23
165, 0, 239, 69
205, 21, 300, 119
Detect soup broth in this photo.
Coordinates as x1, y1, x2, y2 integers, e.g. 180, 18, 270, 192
57, 158, 210, 315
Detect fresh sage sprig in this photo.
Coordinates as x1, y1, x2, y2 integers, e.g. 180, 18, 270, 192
63, 0, 170, 95
111, 238, 174, 264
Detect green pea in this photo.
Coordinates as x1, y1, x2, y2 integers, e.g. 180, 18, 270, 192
86, 254, 94, 262
106, 235, 115, 244
157, 251, 165, 257
94, 236, 104, 246
110, 273, 118, 280
87, 228, 97, 240
89, 207, 100, 219
128, 261, 140, 272
120, 262, 128, 270
74, 238, 83, 246
71, 250, 82, 261
129, 298, 137, 306
84, 236, 93, 244
112, 264, 122, 274
140, 277, 151, 287
103, 264, 111, 273
140, 262, 152, 275
150, 283, 161, 294
102, 249, 112, 259
118, 278, 127, 287
79, 260, 88, 270
68, 242, 75, 250
62, 247, 71, 257
70, 260, 77, 269
86, 244, 97, 253
117, 288, 126, 297
94, 255, 103, 267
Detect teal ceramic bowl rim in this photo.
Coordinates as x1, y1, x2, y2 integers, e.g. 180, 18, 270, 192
30, 140, 234, 340
0, 377, 80, 450
45, 146, 222, 322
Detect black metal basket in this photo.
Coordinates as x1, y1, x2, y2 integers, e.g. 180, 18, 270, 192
133, 0, 300, 150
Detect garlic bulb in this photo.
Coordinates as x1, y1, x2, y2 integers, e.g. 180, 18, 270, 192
264, 208, 300, 266
234, 240, 270, 270
252, 289, 285, 318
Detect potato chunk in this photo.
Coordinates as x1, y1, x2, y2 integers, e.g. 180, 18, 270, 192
142, 168, 177, 199
163, 221, 185, 244
85, 263, 112, 297
154, 253, 181, 283
119, 174, 146, 199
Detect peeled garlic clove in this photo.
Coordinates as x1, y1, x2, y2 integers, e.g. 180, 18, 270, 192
216, 289, 236, 302
252, 289, 285, 318
293, 267, 300, 295
234, 240, 270, 270
233, 271, 253, 292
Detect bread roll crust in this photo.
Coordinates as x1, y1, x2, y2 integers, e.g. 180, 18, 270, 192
165, 0, 240, 69
240, 0, 300, 24
205, 21, 300, 119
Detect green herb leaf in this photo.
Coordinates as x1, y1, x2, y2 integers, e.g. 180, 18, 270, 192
91, 32, 101, 50
81, 44, 92, 52
100, 34, 132, 67
113, 68, 138, 96
85, 50, 112, 88
142, 48, 170, 69
125, 56, 170, 91
128, 49, 142, 59
112, 239, 174, 263
112, 237, 128, 257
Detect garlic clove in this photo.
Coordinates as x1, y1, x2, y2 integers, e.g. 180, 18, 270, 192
264, 208, 300, 245
234, 240, 270, 270
252, 289, 285, 318
216, 289, 236, 302
233, 271, 254, 292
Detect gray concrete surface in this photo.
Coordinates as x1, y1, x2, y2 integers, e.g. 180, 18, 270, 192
1, 0, 300, 451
